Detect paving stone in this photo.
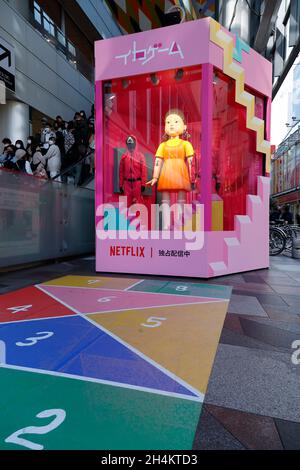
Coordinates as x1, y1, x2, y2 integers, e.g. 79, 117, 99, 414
220, 328, 280, 352
223, 313, 244, 334
206, 344, 300, 422
192, 408, 245, 450
206, 404, 283, 450
275, 419, 300, 450
239, 317, 300, 350
263, 305, 300, 323
228, 295, 267, 317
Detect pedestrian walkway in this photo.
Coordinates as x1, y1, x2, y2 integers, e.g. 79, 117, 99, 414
0, 255, 299, 449
0, 269, 230, 450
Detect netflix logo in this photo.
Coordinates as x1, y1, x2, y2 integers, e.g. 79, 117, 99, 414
110, 246, 145, 258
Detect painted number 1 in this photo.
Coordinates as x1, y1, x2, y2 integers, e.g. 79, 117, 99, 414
141, 316, 167, 328
5, 409, 66, 450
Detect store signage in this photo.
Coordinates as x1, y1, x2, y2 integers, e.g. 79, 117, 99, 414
0, 36, 15, 92
115, 40, 184, 66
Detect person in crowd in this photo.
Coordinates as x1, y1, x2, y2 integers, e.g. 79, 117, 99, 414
88, 104, 94, 122
15, 139, 25, 150
54, 115, 66, 131
79, 110, 87, 121
31, 144, 48, 179
1, 144, 16, 169
26, 136, 35, 159
270, 203, 281, 223
87, 117, 95, 175
1, 137, 11, 153
40, 117, 55, 150
44, 136, 61, 179
281, 204, 294, 225
15, 149, 33, 175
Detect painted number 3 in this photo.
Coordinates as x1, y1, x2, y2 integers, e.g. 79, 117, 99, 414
5, 409, 66, 450
16, 331, 54, 347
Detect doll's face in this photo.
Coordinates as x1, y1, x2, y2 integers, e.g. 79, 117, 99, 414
165, 113, 186, 137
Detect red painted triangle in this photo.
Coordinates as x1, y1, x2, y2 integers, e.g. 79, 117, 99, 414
0, 286, 75, 323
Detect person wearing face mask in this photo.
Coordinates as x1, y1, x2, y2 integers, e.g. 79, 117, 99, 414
2, 145, 17, 170
40, 118, 55, 150
0, 138, 12, 166
44, 136, 61, 179
15, 140, 27, 164
26, 136, 35, 159
31, 144, 48, 179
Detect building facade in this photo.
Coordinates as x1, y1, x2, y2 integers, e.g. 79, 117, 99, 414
0, 0, 121, 144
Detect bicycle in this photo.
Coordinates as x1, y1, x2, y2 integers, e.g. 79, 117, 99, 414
269, 224, 286, 256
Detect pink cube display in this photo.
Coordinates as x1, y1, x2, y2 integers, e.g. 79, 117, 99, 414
95, 18, 272, 278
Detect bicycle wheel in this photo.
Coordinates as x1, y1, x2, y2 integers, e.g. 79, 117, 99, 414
269, 227, 286, 256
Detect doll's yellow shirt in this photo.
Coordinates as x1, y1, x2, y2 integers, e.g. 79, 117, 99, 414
155, 137, 194, 159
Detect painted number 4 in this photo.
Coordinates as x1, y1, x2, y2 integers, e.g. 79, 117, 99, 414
141, 316, 166, 328
5, 409, 66, 450
7, 305, 32, 314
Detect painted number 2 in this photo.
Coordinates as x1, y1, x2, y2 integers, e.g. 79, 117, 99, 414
16, 331, 54, 347
5, 409, 66, 450
141, 316, 167, 328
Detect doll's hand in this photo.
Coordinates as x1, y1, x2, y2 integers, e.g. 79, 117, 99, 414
191, 182, 196, 191
146, 178, 157, 186
119, 187, 124, 194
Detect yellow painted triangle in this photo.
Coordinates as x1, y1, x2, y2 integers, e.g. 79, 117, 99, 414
42, 275, 141, 290
88, 301, 228, 395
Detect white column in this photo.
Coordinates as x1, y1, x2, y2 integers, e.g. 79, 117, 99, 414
0, 100, 30, 146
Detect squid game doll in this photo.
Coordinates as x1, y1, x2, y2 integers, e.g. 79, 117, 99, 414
147, 109, 195, 229
119, 135, 147, 206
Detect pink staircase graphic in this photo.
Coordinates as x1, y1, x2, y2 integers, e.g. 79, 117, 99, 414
208, 176, 269, 277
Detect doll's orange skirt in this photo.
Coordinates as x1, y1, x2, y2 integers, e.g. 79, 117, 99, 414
157, 158, 191, 192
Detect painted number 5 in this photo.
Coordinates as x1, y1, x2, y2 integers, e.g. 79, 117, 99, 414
141, 316, 166, 328
16, 331, 54, 347
5, 409, 66, 450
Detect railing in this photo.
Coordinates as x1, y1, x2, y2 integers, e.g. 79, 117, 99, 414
0, 169, 95, 268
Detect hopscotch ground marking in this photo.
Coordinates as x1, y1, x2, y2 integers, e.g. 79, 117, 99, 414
79, 313, 204, 399
0, 340, 6, 364
0, 363, 203, 403
124, 279, 145, 291
0, 314, 78, 327
86, 299, 226, 315
37, 283, 229, 301
35, 285, 82, 315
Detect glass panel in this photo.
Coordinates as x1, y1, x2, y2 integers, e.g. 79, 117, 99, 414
211, 68, 264, 231
0, 170, 94, 268
102, 65, 202, 232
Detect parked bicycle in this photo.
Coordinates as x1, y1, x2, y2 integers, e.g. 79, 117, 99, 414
269, 221, 300, 256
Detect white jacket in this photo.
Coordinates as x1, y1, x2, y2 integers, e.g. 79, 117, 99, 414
45, 144, 61, 173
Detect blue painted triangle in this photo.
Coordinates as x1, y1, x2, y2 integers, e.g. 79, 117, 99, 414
58, 327, 198, 398
0, 315, 197, 398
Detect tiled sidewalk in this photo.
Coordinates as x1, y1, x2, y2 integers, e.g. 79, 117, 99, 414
1, 255, 300, 449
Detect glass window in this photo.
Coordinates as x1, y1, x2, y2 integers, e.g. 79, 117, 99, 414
211, 68, 265, 230
101, 66, 202, 232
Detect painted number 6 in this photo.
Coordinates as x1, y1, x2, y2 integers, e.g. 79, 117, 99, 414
97, 296, 116, 303
5, 409, 66, 450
